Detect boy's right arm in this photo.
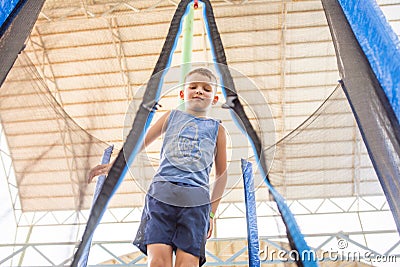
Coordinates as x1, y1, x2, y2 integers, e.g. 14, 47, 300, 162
141, 110, 170, 149
87, 110, 171, 183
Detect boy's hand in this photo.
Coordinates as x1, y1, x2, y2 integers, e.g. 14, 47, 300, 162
87, 163, 111, 183
207, 218, 214, 239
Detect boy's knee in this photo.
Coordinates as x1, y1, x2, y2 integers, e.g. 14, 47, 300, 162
147, 243, 173, 267
148, 257, 168, 267
175, 249, 199, 267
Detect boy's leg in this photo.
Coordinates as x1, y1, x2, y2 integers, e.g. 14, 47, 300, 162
147, 243, 173, 267
172, 204, 210, 266
175, 249, 199, 267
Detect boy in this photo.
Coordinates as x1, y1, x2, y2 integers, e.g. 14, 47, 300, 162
88, 67, 227, 267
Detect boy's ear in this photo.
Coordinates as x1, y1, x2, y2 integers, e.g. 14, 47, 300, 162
212, 95, 219, 104
179, 90, 184, 99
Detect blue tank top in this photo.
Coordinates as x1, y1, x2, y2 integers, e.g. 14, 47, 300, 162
149, 109, 220, 207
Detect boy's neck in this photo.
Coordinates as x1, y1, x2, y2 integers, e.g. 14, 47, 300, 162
184, 109, 209, 118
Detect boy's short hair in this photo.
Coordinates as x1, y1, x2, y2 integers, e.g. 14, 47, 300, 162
185, 67, 218, 87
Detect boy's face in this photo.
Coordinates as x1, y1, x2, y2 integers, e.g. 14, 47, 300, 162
181, 72, 218, 113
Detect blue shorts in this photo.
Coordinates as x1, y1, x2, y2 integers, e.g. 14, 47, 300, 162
133, 194, 210, 266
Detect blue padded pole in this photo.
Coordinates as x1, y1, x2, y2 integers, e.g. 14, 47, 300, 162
0, 0, 20, 28
79, 145, 114, 267
241, 159, 261, 267
337, 0, 400, 122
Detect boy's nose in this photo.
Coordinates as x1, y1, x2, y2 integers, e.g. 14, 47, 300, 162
195, 89, 203, 95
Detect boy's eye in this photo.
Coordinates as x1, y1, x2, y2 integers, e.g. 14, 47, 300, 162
203, 86, 212, 92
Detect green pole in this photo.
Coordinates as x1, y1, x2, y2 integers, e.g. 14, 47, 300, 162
179, 3, 195, 110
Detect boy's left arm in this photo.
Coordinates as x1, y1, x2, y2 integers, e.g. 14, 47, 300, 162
208, 124, 228, 238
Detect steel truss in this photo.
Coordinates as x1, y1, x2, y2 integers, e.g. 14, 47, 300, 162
1, 194, 399, 266
9, 195, 394, 227
1, 231, 399, 266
